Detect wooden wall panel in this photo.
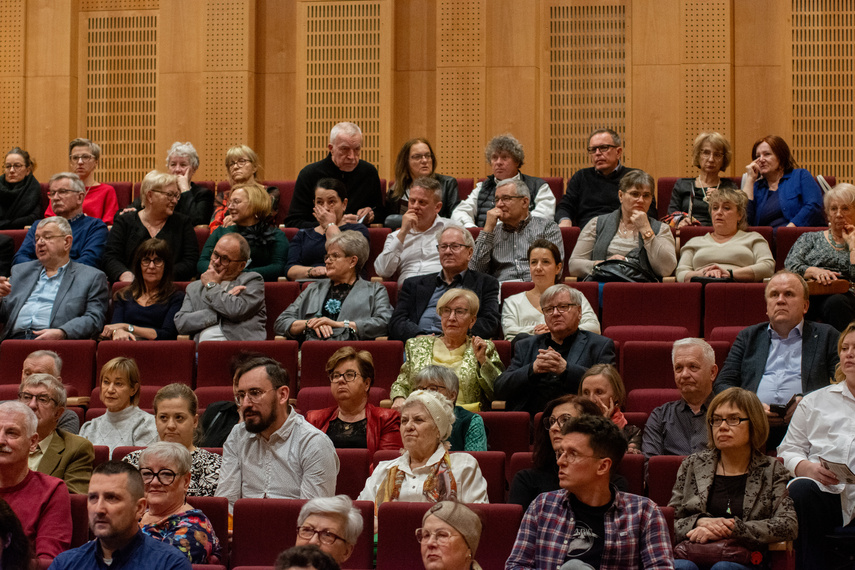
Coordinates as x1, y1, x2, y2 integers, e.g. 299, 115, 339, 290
0, 0, 25, 154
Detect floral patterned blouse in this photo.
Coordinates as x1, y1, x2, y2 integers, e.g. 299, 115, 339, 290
140, 508, 222, 564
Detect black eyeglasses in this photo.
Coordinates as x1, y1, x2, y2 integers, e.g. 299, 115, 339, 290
709, 416, 750, 427
586, 144, 617, 155
543, 413, 574, 430
296, 525, 346, 545
211, 251, 246, 265
329, 370, 362, 384
18, 392, 57, 406
139, 468, 178, 486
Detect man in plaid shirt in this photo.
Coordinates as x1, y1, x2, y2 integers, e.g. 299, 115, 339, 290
506, 415, 673, 569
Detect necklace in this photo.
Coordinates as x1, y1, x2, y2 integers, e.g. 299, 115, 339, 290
695, 177, 721, 200
618, 220, 636, 239
827, 231, 848, 251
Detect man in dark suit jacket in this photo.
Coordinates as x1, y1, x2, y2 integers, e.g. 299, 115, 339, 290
20, 373, 93, 494
389, 224, 500, 341
495, 284, 615, 415
714, 271, 839, 440
0, 216, 108, 340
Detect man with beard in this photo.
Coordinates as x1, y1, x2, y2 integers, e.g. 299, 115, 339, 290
215, 355, 338, 513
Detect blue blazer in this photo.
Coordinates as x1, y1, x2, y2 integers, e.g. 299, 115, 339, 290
0, 260, 109, 339
747, 168, 824, 227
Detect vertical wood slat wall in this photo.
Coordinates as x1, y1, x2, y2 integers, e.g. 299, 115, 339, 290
7, 0, 855, 187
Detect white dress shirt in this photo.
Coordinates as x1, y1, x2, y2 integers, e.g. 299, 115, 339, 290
374, 216, 449, 285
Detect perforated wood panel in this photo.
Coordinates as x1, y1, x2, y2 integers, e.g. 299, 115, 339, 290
790, 1, 855, 182
437, 0, 485, 177
80, 0, 158, 10
299, 1, 386, 168
0, 0, 24, 152
545, 2, 627, 179
83, 14, 157, 183
680, 1, 732, 175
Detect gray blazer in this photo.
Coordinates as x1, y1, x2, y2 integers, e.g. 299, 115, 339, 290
174, 271, 266, 341
0, 260, 108, 340
274, 278, 392, 340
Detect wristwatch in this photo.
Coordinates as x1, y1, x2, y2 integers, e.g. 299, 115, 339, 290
127, 324, 134, 334
343, 320, 351, 330
642, 229, 655, 240
324, 222, 336, 231
205, 282, 216, 290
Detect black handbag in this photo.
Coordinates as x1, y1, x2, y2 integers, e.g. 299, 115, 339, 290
586, 258, 659, 283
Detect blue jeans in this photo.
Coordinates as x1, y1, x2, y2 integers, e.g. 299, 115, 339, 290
674, 561, 752, 570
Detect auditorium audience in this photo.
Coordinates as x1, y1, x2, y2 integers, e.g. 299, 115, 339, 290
79, 357, 157, 453
275, 231, 392, 341
285, 178, 369, 281
13, 172, 108, 268
502, 239, 600, 340
0, 401, 71, 560
0, 216, 109, 340
0, 498, 30, 570
778, 321, 855, 570
785, 182, 855, 331
418, 501, 484, 570
385, 138, 459, 228
579, 364, 641, 453
469, 178, 562, 282
20, 350, 80, 434
667, 132, 738, 227
451, 133, 554, 228
305, 347, 402, 456
643, 338, 717, 458
210, 144, 280, 230
556, 128, 654, 229
102, 238, 184, 340
288, 122, 382, 228
103, 170, 198, 282
44, 138, 118, 224
295, 495, 363, 566
175, 233, 267, 342
391, 288, 503, 410
676, 187, 775, 282
0, 147, 40, 230
374, 176, 449, 285
137, 442, 222, 564
389, 224, 500, 342
495, 284, 615, 416
568, 169, 677, 280
414, 366, 488, 452
123, 384, 222, 497
743, 134, 824, 227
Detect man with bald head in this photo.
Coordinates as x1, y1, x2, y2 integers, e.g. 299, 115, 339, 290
175, 232, 266, 341
0, 401, 71, 560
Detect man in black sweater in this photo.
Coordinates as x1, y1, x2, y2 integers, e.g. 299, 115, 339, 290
285, 122, 383, 228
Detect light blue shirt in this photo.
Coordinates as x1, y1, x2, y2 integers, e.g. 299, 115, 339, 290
12, 262, 69, 335
756, 320, 804, 405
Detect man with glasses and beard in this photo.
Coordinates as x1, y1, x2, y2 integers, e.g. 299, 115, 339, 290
215, 356, 338, 513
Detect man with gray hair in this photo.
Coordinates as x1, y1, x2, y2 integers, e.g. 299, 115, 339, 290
21, 350, 79, 434
415, 365, 487, 451
175, 232, 266, 342
452, 133, 554, 228
18, 372, 93, 493
295, 494, 363, 565
495, 284, 615, 416
0, 400, 72, 560
642, 338, 718, 457
469, 178, 563, 282
0, 216, 108, 340
374, 176, 450, 285
287, 122, 383, 228
13, 172, 108, 268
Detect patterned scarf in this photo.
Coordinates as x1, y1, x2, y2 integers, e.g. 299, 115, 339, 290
375, 452, 458, 515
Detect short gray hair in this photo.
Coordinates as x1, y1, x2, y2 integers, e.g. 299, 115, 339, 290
484, 134, 524, 167
38, 216, 72, 237
326, 230, 369, 273
139, 441, 192, 475
619, 170, 654, 193
0, 401, 37, 438
438, 224, 475, 249
329, 122, 362, 145
26, 350, 62, 375
49, 172, 85, 194
589, 128, 621, 147
671, 338, 715, 367
414, 365, 460, 397
411, 176, 443, 201
824, 183, 855, 212
166, 142, 200, 170
496, 178, 530, 200
297, 495, 363, 544
540, 284, 583, 308
20, 373, 66, 407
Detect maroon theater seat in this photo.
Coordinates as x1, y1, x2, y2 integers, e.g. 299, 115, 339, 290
0, 339, 97, 396
196, 340, 298, 391
97, 340, 195, 387
703, 282, 767, 338
265, 282, 302, 340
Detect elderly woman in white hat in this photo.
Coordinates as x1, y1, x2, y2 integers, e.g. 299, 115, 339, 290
418, 501, 483, 570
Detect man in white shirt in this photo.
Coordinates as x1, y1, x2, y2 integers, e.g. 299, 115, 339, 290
216, 355, 338, 513
374, 176, 449, 285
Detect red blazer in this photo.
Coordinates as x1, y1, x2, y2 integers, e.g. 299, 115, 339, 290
305, 403, 403, 457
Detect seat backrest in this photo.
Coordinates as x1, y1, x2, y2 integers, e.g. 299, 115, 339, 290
620, 341, 683, 391
93, 445, 110, 467
602, 283, 702, 335
492, 340, 512, 368
626, 389, 682, 414
0, 229, 29, 253
97, 340, 195, 388
111, 446, 143, 462
196, 340, 299, 391
104, 181, 132, 210
70, 494, 91, 548
774, 226, 827, 270
232, 499, 374, 569
335, 448, 372, 500
647, 455, 687, 506
295, 386, 387, 413
376, 501, 523, 570
477, 411, 531, 458
616, 453, 645, 496
500, 281, 535, 304
560, 226, 581, 278
186, 495, 231, 564
300, 341, 403, 392
195, 226, 210, 252
656, 177, 679, 219
261, 180, 295, 226
703, 282, 767, 337
367, 227, 392, 279
543, 176, 564, 203
194, 386, 236, 409
0, 339, 97, 396
264, 282, 302, 340
457, 178, 475, 201
508, 451, 534, 484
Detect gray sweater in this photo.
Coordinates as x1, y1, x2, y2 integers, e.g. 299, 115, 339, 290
79, 406, 157, 455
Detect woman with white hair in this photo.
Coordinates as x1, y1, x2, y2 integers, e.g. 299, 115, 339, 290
785, 183, 855, 331
358, 390, 488, 510
295, 494, 363, 565
138, 442, 222, 564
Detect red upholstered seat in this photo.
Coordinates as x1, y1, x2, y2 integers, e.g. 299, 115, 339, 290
626, 389, 682, 414
0, 339, 97, 396
376, 502, 523, 570
97, 340, 195, 387
300, 341, 403, 392
187, 495, 231, 565
295, 386, 386, 413
477, 411, 531, 458
195, 386, 236, 408
92, 445, 110, 467
457, 178, 475, 200
196, 340, 298, 391
620, 341, 730, 392
194, 226, 210, 252
231, 499, 374, 569
0, 229, 29, 253
604, 325, 690, 344
105, 181, 132, 210
647, 455, 687, 506
111, 446, 143, 462
508, 451, 533, 483
70, 494, 90, 548
560, 226, 581, 280
260, 180, 294, 226
264, 282, 301, 340
492, 340, 512, 368
703, 282, 767, 338
335, 448, 372, 500
366, 228, 391, 280
601, 282, 702, 340
707, 326, 745, 344
618, 452, 645, 496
